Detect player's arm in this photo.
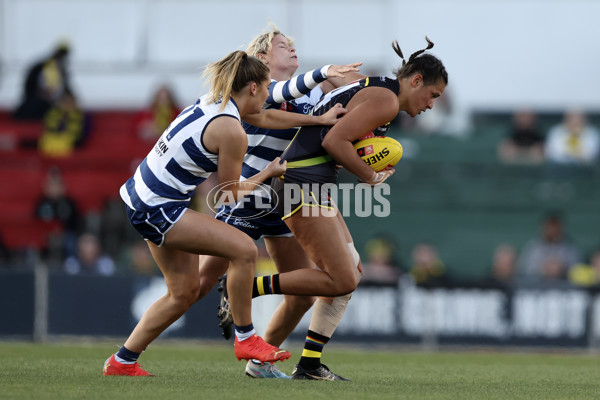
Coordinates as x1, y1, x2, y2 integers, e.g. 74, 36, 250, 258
243, 103, 347, 129
267, 63, 362, 105
321, 72, 367, 94
205, 117, 286, 201
322, 88, 398, 183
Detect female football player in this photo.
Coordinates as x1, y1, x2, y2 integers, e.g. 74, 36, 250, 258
256, 38, 448, 307
103, 49, 346, 376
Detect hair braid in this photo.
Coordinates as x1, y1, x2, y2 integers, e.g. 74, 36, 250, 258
407, 36, 434, 63
392, 36, 448, 86
391, 40, 406, 66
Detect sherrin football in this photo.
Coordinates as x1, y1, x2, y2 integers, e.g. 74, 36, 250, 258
353, 136, 403, 172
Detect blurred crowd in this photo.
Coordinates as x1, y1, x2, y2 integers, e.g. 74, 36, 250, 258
497, 108, 600, 166
361, 208, 600, 289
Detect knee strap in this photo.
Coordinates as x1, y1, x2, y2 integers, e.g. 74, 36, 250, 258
308, 294, 352, 338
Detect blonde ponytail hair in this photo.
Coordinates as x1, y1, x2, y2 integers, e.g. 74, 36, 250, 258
202, 50, 270, 110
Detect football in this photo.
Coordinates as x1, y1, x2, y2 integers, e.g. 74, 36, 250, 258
353, 136, 403, 172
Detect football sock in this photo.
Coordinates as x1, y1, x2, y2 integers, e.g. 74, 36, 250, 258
298, 330, 330, 370
252, 274, 281, 298
115, 345, 140, 365
234, 323, 256, 341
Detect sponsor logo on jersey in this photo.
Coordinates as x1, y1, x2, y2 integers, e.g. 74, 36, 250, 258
232, 218, 258, 229
154, 138, 169, 156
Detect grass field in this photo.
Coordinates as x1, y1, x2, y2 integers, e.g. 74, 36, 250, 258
1, 340, 599, 400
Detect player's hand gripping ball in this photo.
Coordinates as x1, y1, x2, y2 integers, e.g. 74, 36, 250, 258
353, 135, 403, 172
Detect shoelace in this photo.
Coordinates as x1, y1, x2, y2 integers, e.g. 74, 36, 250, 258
218, 292, 231, 315
263, 363, 280, 373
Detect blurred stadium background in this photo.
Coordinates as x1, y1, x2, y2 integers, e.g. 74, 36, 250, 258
1, 0, 600, 350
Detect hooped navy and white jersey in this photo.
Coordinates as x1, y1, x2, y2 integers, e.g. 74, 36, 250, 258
120, 95, 241, 212
218, 66, 329, 217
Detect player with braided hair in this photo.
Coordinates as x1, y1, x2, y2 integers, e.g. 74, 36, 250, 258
247, 39, 447, 379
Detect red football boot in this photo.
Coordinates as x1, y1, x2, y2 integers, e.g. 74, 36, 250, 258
103, 354, 154, 377
234, 334, 291, 363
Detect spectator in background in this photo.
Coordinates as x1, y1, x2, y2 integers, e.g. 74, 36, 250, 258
498, 109, 545, 165
481, 244, 517, 288
409, 242, 447, 287
126, 241, 160, 296
517, 211, 581, 281
544, 110, 600, 165
361, 235, 402, 284
134, 84, 181, 141
99, 198, 140, 262
568, 247, 600, 287
13, 42, 73, 120
34, 166, 82, 264
38, 90, 89, 157
64, 232, 115, 276
124, 241, 159, 277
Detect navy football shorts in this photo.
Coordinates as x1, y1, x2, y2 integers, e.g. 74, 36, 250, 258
215, 204, 292, 240
125, 202, 188, 246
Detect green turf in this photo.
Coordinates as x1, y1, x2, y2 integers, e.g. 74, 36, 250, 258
0, 341, 599, 400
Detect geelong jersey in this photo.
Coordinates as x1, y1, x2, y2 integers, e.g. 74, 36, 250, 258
120, 95, 241, 211
241, 85, 324, 180
224, 67, 329, 212
281, 76, 400, 165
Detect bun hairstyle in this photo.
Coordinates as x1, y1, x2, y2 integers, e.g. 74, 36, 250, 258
392, 37, 448, 86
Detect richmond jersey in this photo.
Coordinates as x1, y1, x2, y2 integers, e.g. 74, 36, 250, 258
281, 76, 400, 166
120, 95, 241, 212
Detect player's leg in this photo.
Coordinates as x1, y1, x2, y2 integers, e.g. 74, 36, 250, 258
262, 236, 316, 346
198, 255, 229, 299
292, 212, 360, 381
210, 205, 270, 341
104, 242, 204, 376
197, 255, 232, 339
164, 210, 290, 363
124, 244, 202, 351
105, 243, 203, 376
244, 235, 317, 379
251, 179, 357, 296
106, 210, 289, 376
253, 211, 359, 297
164, 210, 257, 328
